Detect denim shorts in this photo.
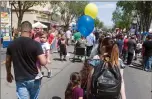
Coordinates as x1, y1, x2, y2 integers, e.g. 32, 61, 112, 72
16, 79, 41, 99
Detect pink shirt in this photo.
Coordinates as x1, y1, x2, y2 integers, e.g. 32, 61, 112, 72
34, 34, 41, 43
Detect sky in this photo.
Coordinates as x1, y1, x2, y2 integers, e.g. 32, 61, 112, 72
93, 2, 117, 27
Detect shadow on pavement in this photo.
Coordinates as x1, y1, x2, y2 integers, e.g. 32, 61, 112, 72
129, 62, 144, 71
68, 52, 74, 54
52, 96, 61, 99
53, 58, 61, 61
69, 58, 83, 63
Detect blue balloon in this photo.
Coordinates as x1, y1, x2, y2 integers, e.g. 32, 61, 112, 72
77, 15, 94, 37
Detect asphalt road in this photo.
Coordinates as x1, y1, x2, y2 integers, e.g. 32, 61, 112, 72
1, 46, 151, 99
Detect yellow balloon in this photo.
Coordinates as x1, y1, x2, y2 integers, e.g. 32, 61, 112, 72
84, 3, 98, 19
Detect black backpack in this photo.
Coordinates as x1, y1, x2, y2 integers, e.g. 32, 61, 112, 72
91, 58, 122, 99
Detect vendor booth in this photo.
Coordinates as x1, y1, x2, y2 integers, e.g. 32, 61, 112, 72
0, 7, 12, 48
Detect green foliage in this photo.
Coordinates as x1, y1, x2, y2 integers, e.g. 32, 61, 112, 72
112, 7, 132, 30
95, 18, 104, 29
114, 1, 152, 32
49, 1, 88, 30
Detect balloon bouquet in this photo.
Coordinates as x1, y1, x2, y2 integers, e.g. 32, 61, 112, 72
77, 3, 98, 37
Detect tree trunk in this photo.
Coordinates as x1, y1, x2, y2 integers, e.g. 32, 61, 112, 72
17, 7, 24, 30
63, 24, 69, 32
18, 16, 23, 29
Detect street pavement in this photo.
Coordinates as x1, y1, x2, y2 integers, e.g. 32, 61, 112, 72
1, 46, 152, 99
124, 57, 152, 99
0, 48, 6, 64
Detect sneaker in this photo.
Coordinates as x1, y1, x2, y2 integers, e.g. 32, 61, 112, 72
47, 70, 52, 78
35, 72, 43, 79
145, 69, 152, 72
129, 64, 133, 67
41, 71, 44, 76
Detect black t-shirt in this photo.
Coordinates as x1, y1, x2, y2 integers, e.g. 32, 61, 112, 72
143, 40, 152, 57
6, 37, 43, 81
128, 39, 136, 53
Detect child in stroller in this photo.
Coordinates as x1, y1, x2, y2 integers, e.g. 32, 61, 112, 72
73, 36, 87, 61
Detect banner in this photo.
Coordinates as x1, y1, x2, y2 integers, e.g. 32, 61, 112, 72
1, 12, 9, 23
0, 7, 12, 48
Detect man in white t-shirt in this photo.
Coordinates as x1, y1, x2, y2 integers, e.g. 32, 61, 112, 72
65, 28, 72, 46
86, 33, 96, 56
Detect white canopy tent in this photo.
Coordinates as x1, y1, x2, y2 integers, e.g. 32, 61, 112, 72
32, 22, 48, 28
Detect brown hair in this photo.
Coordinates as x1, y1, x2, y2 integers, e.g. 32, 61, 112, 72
100, 37, 119, 66
65, 72, 81, 99
40, 31, 48, 38
80, 59, 92, 89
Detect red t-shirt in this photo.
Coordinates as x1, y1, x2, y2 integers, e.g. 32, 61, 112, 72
123, 38, 128, 50
48, 33, 54, 44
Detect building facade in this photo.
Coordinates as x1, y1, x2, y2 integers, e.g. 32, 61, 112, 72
12, 2, 63, 30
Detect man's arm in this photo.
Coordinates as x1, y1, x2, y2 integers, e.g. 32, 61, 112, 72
5, 55, 12, 76
5, 47, 14, 83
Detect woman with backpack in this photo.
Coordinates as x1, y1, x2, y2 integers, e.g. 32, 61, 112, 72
87, 37, 126, 99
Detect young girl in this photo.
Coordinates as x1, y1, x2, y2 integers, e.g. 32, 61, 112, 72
35, 32, 51, 79
58, 34, 67, 61
65, 72, 83, 99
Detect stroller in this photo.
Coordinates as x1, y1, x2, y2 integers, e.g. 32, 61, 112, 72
72, 39, 87, 62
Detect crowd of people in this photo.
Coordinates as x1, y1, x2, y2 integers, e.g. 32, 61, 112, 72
5, 20, 152, 99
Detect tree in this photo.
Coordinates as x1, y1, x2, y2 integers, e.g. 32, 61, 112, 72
50, 1, 88, 31
116, 1, 152, 32
95, 17, 104, 29
10, 1, 46, 28
112, 7, 132, 31
49, 1, 61, 21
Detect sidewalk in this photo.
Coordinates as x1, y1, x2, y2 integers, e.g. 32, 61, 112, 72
0, 48, 6, 64
1, 46, 75, 99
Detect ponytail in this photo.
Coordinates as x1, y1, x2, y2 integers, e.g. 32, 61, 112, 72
111, 44, 119, 66
65, 82, 73, 99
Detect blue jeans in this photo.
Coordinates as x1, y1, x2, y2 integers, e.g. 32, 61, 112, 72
16, 79, 41, 99
52, 38, 57, 50
144, 56, 152, 70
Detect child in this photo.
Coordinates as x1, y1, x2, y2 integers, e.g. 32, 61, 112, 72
58, 34, 67, 61
134, 41, 142, 60
35, 32, 51, 79
65, 72, 83, 99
